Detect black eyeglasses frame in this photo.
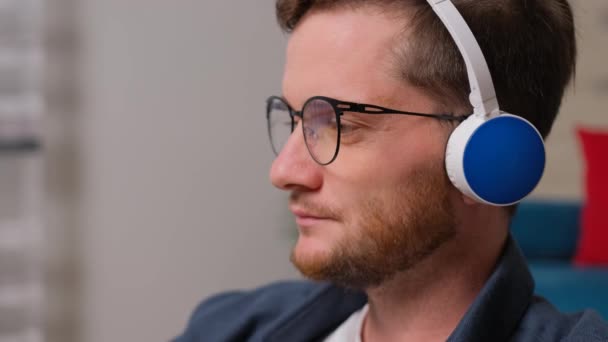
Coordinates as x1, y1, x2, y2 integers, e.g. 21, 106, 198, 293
266, 95, 468, 165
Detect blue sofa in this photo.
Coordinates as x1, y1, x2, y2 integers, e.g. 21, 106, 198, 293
510, 200, 608, 318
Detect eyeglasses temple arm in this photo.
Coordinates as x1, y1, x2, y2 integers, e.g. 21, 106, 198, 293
336, 101, 467, 122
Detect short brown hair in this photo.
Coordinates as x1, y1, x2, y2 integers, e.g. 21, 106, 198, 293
275, 0, 577, 139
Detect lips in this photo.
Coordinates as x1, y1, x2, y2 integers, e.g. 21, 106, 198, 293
289, 207, 333, 227
291, 208, 326, 220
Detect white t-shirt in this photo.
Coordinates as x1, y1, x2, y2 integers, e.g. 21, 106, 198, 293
323, 304, 369, 342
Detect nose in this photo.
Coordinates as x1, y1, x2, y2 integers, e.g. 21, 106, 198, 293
270, 122, 323, 192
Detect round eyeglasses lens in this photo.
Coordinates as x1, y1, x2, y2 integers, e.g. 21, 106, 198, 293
267, 97, 293, 156
302, 98, 339, 165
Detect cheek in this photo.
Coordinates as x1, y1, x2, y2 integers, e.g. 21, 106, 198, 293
321, 159, 403, 227
337, 122, 444, 173
327, 146, 420, 192
322, 121, 448, 198
322, 132, 447, 215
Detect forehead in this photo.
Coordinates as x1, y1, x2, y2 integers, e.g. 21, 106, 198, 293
282, 7, 409, 109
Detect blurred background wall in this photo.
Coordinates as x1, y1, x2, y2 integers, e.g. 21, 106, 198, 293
47, 1, 299, 341
537, 0, 608, 197
37, 0, 608, 341
75, 1, 298, 342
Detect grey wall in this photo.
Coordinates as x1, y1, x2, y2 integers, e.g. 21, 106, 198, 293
79, 1, 297, 341
71, 0, 608, 341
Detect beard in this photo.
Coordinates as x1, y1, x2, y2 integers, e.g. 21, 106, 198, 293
290, 161, 457, 289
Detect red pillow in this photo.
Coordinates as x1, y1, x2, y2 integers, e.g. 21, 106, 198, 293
574, 127, 608, 265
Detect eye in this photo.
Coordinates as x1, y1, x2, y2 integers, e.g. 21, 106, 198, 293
336, 114, 370, 145
339, 121, 357, 134
337, 114, 363, 134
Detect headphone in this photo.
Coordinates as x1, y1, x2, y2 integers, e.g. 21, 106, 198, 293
428, 0, 545, 206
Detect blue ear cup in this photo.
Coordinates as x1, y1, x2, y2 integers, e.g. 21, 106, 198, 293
426, 0, 545, 206
445, 113, 545, 206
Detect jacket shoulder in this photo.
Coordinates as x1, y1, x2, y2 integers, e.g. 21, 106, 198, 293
174, 280, 332, 342
564, 310, 608, 341
512, 297, 608, 341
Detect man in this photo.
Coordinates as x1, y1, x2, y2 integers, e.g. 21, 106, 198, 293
176, 0, 608, 341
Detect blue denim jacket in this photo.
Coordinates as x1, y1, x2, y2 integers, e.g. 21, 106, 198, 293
175, 237, 608, 342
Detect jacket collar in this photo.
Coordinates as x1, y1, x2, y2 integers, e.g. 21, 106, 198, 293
270, 235, 533, 342
447, 235, 534, 342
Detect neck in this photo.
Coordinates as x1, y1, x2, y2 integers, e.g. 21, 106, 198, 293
361, 209, 509, 342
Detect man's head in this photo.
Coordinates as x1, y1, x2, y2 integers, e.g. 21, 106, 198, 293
269, 0, 576, 288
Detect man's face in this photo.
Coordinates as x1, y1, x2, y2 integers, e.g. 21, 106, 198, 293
270, 7, 458, 288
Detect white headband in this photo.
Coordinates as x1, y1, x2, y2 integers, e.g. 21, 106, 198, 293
426, 0, 499, 117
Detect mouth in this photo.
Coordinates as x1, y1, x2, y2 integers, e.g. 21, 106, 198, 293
290, 207, 333, 227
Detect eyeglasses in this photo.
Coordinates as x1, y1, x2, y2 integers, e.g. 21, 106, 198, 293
266, 95, 466, 165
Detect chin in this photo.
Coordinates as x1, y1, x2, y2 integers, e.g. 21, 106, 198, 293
293, 234, 332, 260
290, 235, 335, 277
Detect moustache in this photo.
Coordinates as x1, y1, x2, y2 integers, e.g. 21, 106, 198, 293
289, 193, 341, 220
